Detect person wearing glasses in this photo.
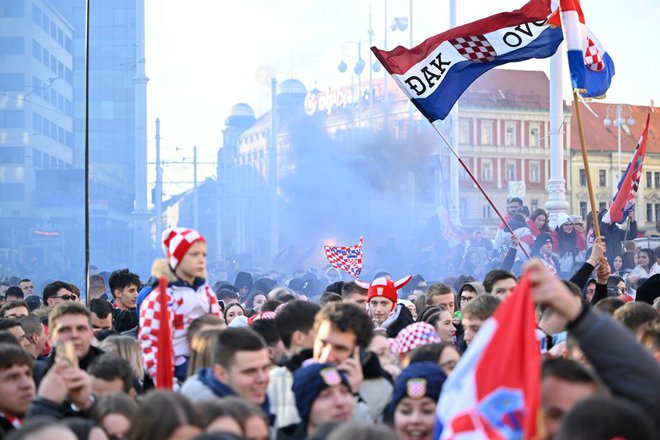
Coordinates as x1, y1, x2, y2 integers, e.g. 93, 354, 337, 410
42, 281, 78, 308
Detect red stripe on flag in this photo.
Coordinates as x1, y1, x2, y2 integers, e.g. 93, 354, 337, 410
156, 276, 173, 389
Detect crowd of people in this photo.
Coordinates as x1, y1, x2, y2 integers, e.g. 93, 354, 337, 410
0, 201, 659, 440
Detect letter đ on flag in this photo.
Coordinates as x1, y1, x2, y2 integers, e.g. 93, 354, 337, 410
324, 237, 364, 279
550, 0, 615, 98
602, 115, 651, 224
371, 0, 562, 122
435, 273, 542, 440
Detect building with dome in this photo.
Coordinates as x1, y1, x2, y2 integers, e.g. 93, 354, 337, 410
166, 70, 660, 273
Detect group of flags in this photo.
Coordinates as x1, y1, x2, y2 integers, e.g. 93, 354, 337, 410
152, 2, 649, 439
369, 0, 649, 439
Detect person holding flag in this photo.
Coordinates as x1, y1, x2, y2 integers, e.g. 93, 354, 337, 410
600, 114, 651, 263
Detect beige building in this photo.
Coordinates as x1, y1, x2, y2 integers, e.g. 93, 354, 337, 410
567, 101, 660, 235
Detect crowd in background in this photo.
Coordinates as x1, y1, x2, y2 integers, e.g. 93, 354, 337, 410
0, 198, 658, 440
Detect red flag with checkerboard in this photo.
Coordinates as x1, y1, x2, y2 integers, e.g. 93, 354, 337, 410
324, 237, 364, 279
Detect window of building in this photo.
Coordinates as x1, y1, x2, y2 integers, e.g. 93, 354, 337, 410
483, 205, 492, 219
0, 110, 23, 128
530, 199, 539, 211
0, 37, 24, 56
0, 74, 23, 92
530, 161, 541, 183
529, 123, 540, 147
0, 184, 24, 202
579, 169, 586, 186
505, 122, 516, 147
655, 204, 660, 224
580, 202, 588, 220
647, 171, 653, 188
481, 120, 493, 146
460, 197, 467, 220
481, 160, 493, 181
647, 203, 654, 222
458, 119, 469, 145
0, 147, 24, 164
599, 202, 607, 212
655, 172, 660, 189
0, 1, 23, 17
505, 161, 516, 180
599, 169, 607, 187
33, 149, 42, 167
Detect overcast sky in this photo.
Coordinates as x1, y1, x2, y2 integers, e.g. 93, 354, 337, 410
144, 0, 660, 197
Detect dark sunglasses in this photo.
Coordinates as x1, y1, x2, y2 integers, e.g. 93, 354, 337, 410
55, 294, 77, 301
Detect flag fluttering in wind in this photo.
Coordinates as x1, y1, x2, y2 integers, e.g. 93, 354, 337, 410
551, 0, 615, 98
324, 237, 364, 278
602, 114, 651, 224
436, 274, 542, 439
155, 276, 173, 389
371, 0, 562, 122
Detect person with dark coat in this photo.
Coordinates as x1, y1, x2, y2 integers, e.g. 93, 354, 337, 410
598, 210, 638, 264
529, 259, 660, 434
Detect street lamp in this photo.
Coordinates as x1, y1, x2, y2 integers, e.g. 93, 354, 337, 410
603, 104, 635, 193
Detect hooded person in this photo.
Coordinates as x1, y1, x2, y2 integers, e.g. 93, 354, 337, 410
139, 227, 223, 384
357, 276, 414, 338
278, 363, 353, 440
234, 272, 253, 301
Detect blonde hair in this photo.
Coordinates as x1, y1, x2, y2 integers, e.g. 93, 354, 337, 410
99, 335, 144, 381
187, 328, 223, 378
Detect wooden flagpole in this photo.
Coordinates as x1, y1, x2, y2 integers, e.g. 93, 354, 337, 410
432, 123, 531, 260
572, 89, 601, 239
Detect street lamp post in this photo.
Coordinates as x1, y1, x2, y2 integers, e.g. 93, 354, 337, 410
603, 104, 635, 194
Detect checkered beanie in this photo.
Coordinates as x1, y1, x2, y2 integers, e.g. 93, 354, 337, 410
161, 227, 205, 269
386, 362, 446, 419
391, 322, 441, 355
292, 363, 351, 424
360, 275, 413, 311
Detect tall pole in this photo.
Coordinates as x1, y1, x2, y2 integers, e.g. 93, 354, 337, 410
616, 105, 622, 195
269, 78, 279, 262
84, 0, 90, 303
193, 145, 198, 231
155, 118, 162, 241
132, 0, 150, 273
545, 41, 570, 225
448, 0, 460, 224
383, 0, 388, 133
573, 90, 601, 238
368, 8, 374, 131
407, 0, 414, 124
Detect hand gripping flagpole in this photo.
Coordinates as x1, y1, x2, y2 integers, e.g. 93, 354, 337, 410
432, 122, 531, 260
571, 89, 602, 239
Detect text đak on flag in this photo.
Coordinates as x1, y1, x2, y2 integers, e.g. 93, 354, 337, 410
371, 0, 563, 122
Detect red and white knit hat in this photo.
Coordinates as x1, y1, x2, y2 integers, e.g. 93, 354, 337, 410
357, 275, 413, 311
162, 227, 206, 269
390, 322, 441, 355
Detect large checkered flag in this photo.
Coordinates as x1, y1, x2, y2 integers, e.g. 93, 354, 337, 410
324, 237, 364, 279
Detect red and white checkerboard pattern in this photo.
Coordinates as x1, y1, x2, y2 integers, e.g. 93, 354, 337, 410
390, 322, 441, 355
450, 35, 497, 63
162, 227, 205, 269
139, 282, 222, 378
584, 37, 604, 71
324, 237, 363, 278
